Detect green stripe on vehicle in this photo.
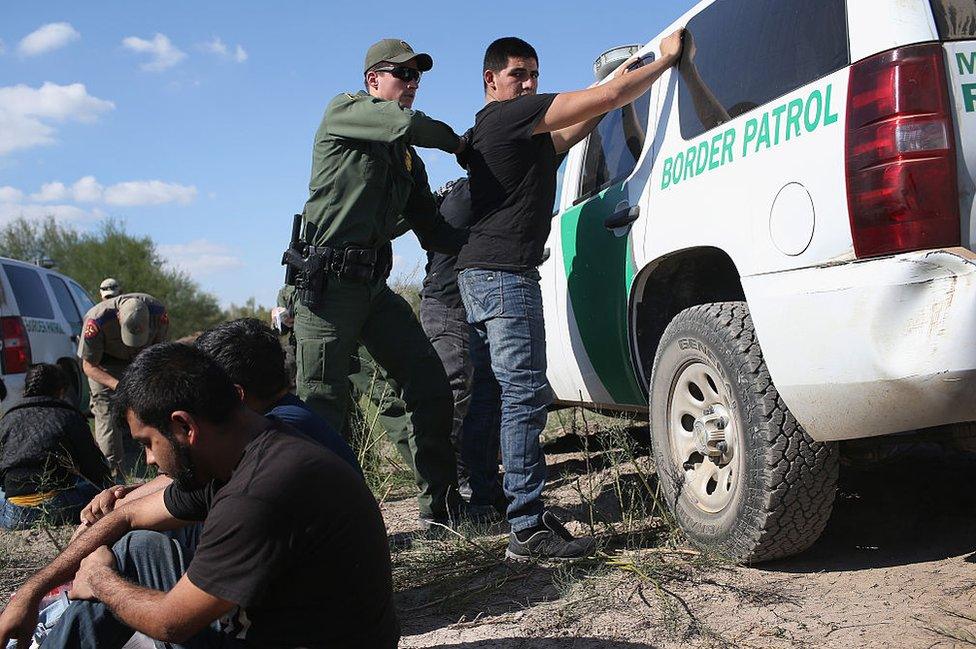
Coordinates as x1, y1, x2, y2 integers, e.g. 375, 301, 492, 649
560, 182, 644, 406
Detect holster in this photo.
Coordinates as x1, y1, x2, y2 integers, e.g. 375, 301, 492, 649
288, 245, 391, 309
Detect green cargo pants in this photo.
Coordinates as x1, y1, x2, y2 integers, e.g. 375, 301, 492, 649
294, 275, 457, 520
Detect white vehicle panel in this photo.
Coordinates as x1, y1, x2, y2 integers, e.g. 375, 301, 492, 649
744, 248, 976, 441
945, 40, 976, 249
847, 0, 938, 63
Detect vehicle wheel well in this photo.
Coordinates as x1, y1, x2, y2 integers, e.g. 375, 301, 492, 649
632, 247, 745, 385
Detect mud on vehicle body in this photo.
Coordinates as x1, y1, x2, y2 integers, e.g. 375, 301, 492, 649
541, 0, 976, 562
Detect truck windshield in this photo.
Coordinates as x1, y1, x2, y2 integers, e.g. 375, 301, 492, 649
931, 0, 976, 40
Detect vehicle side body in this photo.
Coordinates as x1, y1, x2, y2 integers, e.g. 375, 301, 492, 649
0, 257, 96, 411
542, 0, 976, 444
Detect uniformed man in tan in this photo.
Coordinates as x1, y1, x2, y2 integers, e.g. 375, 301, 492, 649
78, 293, 169, 474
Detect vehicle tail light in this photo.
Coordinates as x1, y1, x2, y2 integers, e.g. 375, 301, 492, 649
846, 43, 960, 258
1, 316, 32, 374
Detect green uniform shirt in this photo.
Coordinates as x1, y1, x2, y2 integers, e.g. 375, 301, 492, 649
77, 293, 169, 394
303, 91, 463, 251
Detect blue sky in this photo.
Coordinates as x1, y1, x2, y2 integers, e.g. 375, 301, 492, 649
0, 1, 694, 307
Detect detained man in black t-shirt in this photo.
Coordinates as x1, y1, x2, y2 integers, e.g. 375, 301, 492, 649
456, 34, 684, 561
0, 343, 398, 649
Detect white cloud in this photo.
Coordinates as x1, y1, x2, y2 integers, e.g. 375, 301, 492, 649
202, 37, 228, 57
31, 181, 68, 202
0, 186, 23, 202
0, 82, 114, 156
158, 240, 244, 276
200, 37, 248, 63
71, 175, 104, 203
24, 176, 195, 207
17, 22, 80, 57
104, 180, 196, 206
0, 202, 102, 227
122, 33, 186, 72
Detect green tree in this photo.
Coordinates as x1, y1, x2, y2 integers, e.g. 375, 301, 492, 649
0, 217, 223, 339
223, 297, 272, 324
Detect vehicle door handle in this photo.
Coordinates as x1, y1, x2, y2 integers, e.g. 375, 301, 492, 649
604, 205, 640, 229
70, 334, 78, 343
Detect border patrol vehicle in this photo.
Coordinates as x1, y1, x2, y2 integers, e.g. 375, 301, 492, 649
0, 257, 95, 411
542, 0, 976, 561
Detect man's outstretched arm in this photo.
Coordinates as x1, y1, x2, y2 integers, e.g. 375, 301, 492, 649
537, 30, 684, 141
0, 489, 182, 647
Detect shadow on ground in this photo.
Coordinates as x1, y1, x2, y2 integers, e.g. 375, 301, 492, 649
767, 444, 976, 573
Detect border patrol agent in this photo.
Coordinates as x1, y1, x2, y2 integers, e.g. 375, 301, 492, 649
290, 39, 466, 526
78, 293, 169, 474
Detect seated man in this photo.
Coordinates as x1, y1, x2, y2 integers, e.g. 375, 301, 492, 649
0, 364, 112, 530
0, 343, 398, 648
75, 318, 363, 529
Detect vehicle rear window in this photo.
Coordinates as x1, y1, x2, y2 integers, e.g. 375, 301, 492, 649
678, 0, 849, 140
578, 89, 652, 199
931, 0, 976, 40
69, 281, 95, 314
47, 275, 82, 335
3, 264, 55, 319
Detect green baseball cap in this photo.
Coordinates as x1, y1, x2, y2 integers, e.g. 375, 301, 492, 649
363, 38, 433, 74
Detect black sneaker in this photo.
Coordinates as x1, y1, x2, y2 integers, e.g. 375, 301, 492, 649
505, 511, 596, 562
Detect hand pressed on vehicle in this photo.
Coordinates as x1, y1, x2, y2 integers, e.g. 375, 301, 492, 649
660, 29, 685, 63
68, 546, 117, 601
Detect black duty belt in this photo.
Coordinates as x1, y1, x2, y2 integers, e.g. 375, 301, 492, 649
307, 245, 390, 282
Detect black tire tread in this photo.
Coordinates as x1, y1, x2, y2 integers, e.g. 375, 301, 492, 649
655, 301, 838, 563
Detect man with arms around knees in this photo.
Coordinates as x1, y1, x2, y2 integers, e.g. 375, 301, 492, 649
457, 34, 683, 560
293, 38, 466, 528
0, 343, 398, 649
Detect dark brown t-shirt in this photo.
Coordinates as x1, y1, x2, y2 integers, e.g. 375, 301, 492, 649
164, 423, 398, 648
456, 93, 559, 272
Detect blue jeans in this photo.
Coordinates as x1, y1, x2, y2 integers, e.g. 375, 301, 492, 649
457, 269, 551, 532
42, 528, 234, 649
0, 479, 101, 531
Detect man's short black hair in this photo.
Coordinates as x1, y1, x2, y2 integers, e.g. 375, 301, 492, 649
483, 37, 538, 90
194, 318, 289, 402
112, 342, 240, 435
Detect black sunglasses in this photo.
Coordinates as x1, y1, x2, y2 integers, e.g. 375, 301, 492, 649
372, 66, 422, 82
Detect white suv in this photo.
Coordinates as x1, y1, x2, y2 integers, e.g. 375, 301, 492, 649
542, 0, 976, 561
0, 257, 96, 410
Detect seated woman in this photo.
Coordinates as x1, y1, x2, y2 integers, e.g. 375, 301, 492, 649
0, 364, 112, 530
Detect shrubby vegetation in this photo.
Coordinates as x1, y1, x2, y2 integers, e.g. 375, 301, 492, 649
0, 217, 258, 339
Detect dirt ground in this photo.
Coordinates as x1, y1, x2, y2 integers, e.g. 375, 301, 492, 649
385, 428, 976, 649
2, 426, 974, 648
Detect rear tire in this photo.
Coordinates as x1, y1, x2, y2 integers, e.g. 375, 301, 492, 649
649, 302, 838, 563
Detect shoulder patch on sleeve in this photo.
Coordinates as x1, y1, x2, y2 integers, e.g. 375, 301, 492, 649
83, 320, 100, 339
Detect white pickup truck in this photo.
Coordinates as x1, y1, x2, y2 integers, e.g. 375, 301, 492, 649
541, 0, 976, 561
